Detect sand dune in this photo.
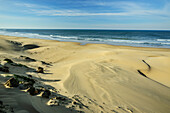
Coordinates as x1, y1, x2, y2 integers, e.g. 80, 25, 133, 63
0, 35, 170, 113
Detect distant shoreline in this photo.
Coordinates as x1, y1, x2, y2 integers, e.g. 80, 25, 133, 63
0, 29, 170, 49
1, 34, 170, 49
1, 34, 170, 51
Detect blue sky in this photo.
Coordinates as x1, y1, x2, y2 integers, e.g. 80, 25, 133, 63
0, 0, 170, 30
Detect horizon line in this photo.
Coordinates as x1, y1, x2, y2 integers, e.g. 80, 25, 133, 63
0, 28, 170, 31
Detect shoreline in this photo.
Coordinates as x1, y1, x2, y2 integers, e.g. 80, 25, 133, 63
1, 34, 170, 50
0, 35, 170, 113
1, 29, 170, 49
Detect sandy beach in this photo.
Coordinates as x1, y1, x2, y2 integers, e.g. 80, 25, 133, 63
0, 35, 170, 113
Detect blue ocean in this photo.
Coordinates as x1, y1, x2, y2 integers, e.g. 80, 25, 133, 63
0, 29, 170, 48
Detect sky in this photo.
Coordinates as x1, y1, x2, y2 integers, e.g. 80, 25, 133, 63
0, 0, 170, 30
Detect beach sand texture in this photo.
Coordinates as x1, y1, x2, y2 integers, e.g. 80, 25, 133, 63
0, 35, 170, 113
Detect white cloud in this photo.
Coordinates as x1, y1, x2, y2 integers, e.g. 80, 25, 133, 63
95, 1, 170, 16
29, 9, 168, 17
15, 3, 50, 9
13, 1, 170, 17
31, 9, 130, 16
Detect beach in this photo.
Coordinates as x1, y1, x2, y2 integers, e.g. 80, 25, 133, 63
0, 35, 170, 113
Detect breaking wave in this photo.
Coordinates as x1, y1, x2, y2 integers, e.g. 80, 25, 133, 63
0, 29, 170, 48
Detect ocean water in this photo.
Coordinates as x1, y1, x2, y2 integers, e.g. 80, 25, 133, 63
0, 29, 170, 48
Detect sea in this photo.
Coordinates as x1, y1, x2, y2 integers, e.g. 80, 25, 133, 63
0, 29, 170, 48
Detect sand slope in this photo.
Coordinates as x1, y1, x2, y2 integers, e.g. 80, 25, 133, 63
0, 35, 170, 113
